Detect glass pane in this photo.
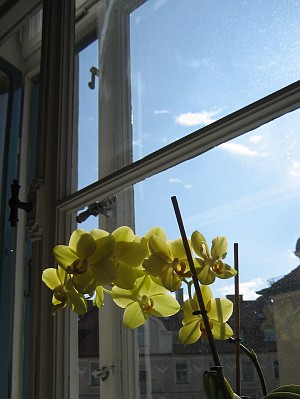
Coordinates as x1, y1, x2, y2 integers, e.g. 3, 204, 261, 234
130, 1, 300, 160
77, 40, 99, 190
0, 70, 9, 206
78, 215, 101, 398
134, 109, 300, 398
76, 39, 100, 396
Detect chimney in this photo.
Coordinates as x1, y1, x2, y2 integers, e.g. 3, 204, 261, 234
176, 288, 184, 304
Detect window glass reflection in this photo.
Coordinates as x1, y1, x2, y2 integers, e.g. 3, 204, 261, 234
131, 1, 300, 159
135, 110, 300, 398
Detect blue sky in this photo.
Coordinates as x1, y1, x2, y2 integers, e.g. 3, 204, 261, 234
130, 0, 300, 299
78, 1, 300, 300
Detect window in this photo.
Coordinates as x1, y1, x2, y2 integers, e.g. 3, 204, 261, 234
91, 362, 100, 386
175, 362, 189, 384
273, 360, 279, 380
1, 1, 300, 398
71, 1, 300, 398
242, 361, 256, 382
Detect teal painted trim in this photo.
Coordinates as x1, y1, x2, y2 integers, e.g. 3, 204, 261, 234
0, 57, 22, 399
22, 79, 39, 399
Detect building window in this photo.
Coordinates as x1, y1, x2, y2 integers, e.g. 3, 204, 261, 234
242, 361, 255, 382
263, 328, 277, 342
273, 360, 279, 380
176, 362, 189, 384
90, 362, 100, 386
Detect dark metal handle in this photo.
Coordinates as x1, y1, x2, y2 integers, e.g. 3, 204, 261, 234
8, 179, 33, 227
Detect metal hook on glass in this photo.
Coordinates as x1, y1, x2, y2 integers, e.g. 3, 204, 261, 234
76, 196, 117, 223
88, 66, 100, 90
92, 365, 114, 382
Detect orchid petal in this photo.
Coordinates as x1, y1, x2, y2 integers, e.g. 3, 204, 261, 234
69, 229, 96, 259
89, 259, 118, 286
116, 241, 148, 267
215, 263, 237, 279
211, 321, 233, 340
113, 226, 135, 242
143, 255, 168, 277
66, 290, 87, 314
179, 320, 201, 345
191, 231, 210, 257
72, 269, 96, 295
123, 302, 148, 328
211, 236, 228, 260
113, 263, 137, 289
161, 267, 182, 292
168, 238, 187, 259
42, 268, 61, 290
144, 227, 167, 240
207, 298, 233, 323
53, 245, 78, 270
90, 229, 109, 240
89, 235, 115, 264
93, 286, 104, 308
182, 298, 199, 324
148, 236, 171, 261
197, 263, 216, 285
150, 294, 180, 317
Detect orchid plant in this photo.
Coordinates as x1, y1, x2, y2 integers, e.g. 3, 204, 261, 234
42, 225, 236, 344
42, 197, 300, 399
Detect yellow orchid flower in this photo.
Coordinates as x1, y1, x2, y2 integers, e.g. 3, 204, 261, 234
179, 285, 233, 345
143, 233, 192, 291
112, 275, 180, 329
53, 228, 116, 294
191, 231, 237, 285
53, 227, 148, 293
42, 266, 87, 315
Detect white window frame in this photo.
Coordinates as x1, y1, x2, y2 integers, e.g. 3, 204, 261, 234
2, 1, 300, 399
57, 2, 300, 399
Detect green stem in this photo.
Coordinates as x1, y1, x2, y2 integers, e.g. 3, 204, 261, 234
171, 196, 230, 399
229, 337, 268, 396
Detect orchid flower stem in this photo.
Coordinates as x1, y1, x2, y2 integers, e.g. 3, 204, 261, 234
171, 196, 230, 398
229, 337, 268, 396
234, 243, 241, 396
103, 287, 112, 295
183, 278, 193, 299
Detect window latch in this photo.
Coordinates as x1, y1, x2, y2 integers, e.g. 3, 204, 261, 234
88, 66, 100, 90
8, 179, 33, 227
92, 365, 114, 382
76, 196, 116, 223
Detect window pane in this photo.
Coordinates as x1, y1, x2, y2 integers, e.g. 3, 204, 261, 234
77, 40, 99, 190
134, 109, 300, 398
130, 1, 300, 160
0, 70, 9, 198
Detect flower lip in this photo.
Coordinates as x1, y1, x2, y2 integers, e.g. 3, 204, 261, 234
141, 295, 154, 313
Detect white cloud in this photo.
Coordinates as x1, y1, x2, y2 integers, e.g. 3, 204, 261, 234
185, 180, 300, 229
249, 135, 263, 144
217, 278, 265, 300
153, 0, 170, 10
154, 109, 170, 115
169, 178, 183, 184
219, 142, 264, 157
132, 140, 143, 147
175, 110, 221, 127
289, 160, 300, 178
169, 178, 193, 189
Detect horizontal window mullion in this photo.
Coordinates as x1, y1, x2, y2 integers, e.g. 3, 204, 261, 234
57, 80, 300, 214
